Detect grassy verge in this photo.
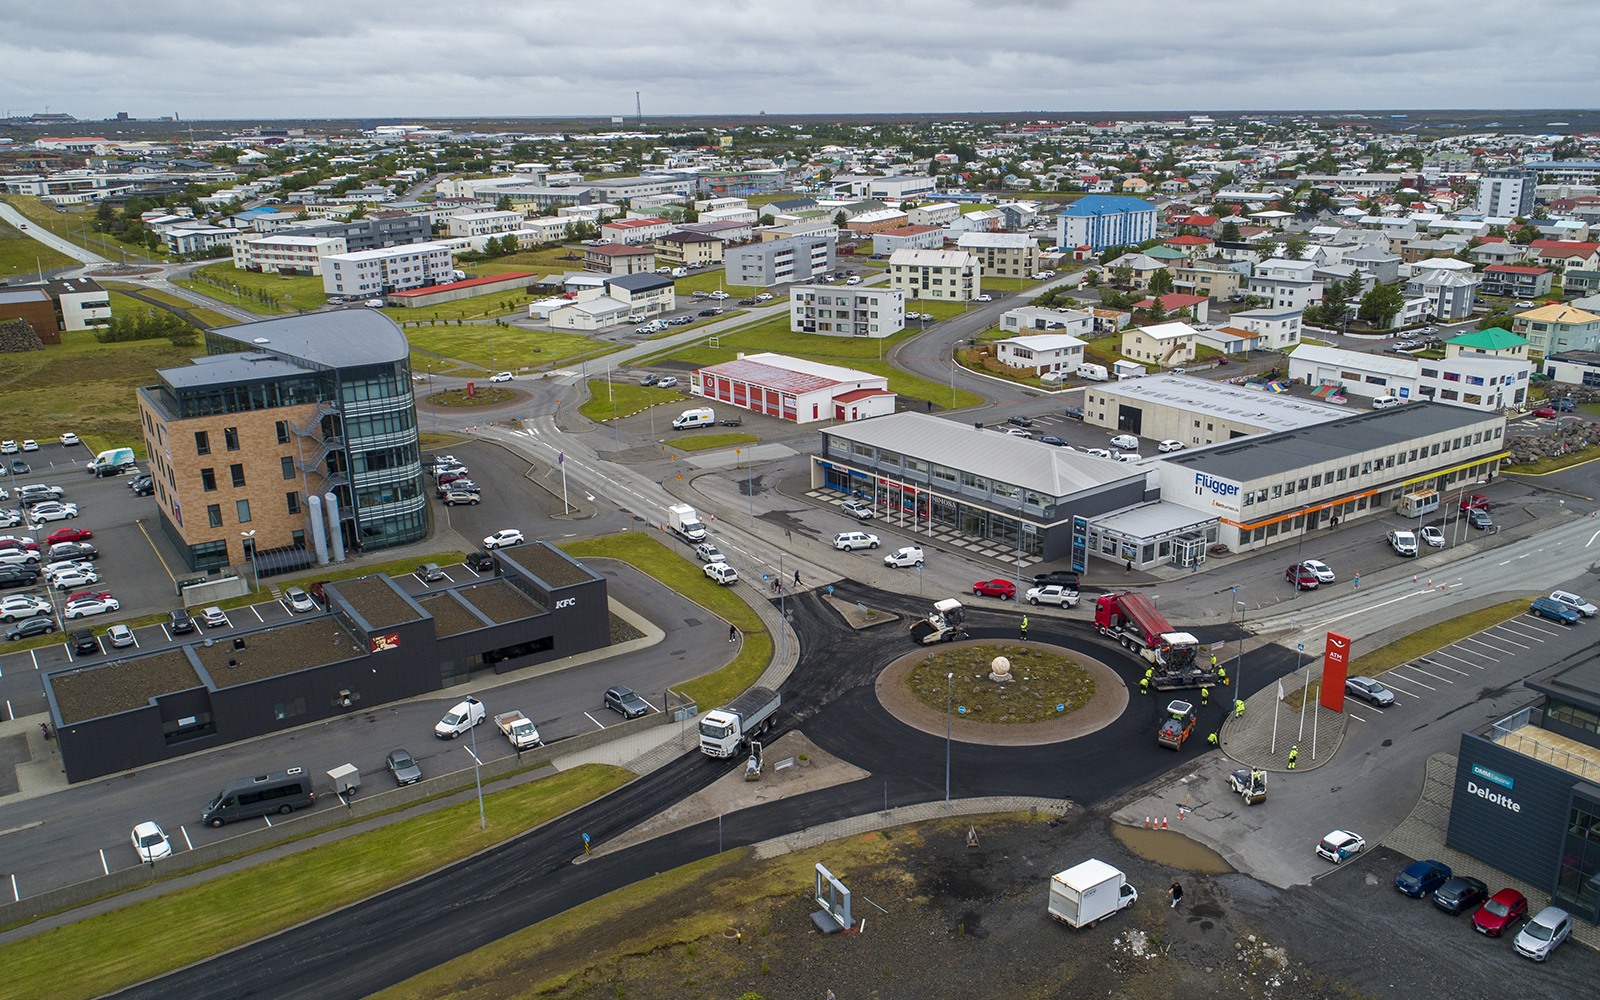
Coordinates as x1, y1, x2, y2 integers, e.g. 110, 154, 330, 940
1, 195, 152, 263
0, 330, 195, 444
279, 551, 467, 588
0, 218, 78, 278
0, 764, 633, 1000
1501, 447, 1600, 475
705, 313, 920, 360
578, 381, 685, 422
405, 324, 602, 372
185, 307, 236, 329
667, 432, 758, 452
381, 290, 544, 323
418, 432, 466, 450
560, 533, 769, 709
185, 263, 329, 313
171, 277, 283, 315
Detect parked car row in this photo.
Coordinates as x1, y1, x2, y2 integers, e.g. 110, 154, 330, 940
1394, 858, 1572, 961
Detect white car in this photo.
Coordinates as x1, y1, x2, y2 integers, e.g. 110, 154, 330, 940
51, 568, 99, 590
483, 529, 524, 549
0, 441, 15, 454
59, 432, 79, 447
695, 542, 726, 564
1085, 448, 1113, 459
489, 371, 514, 383
1006, 428, 1032, 438
1419, 525, 1445, 547
845, 276, 862, 285
754, 293, 774, 302
64, 596, 119, 619
709, 290, 730, 300
1298, 559, 1336, 583
1109, 434, 1140, 450
1549, 590, 1598, 617
1388, 530, 1418, 556
0, 509, 18, 528
20, 439, 37, 452
832, 531, 880, 551
28, 502, 79, 523
976, 294, 993, 302
1025, 585, 1079, 607
131, 821, 172, 863
1157, 439, 1185, 453
841, 499, 875, 520
285, 586, 318, 612
43, 559, 93, 577
1315, 829, 1365, 864
1113, 452, 1141, 463
657, 376, 678, 388
1515, 905, 1572, 961
883, 546, 925, 568
106, 624, 135, 647
0, 595, 50, 621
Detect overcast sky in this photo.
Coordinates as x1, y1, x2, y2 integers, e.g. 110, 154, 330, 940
3, 0, 1595, 121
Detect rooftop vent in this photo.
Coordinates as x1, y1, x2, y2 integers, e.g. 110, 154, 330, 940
253, 337, 270, 344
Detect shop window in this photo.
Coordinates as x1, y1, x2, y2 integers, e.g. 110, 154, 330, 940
1357, 496, 1368, 511
1252, 526, 1266, 542
1266, 520, 1280, 537
1293, 515, 1305, 530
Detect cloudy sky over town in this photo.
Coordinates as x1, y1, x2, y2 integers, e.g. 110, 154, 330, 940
3, 0, 1593, 119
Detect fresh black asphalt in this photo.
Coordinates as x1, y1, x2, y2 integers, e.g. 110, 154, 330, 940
108, 580, 1311, 1000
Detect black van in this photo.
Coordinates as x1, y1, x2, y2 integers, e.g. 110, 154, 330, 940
202, 766, 316, 827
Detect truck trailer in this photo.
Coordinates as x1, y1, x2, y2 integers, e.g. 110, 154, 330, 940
699, 686, 780, 757
1093, 592, 1212, 689
1048, 859, 1137, 929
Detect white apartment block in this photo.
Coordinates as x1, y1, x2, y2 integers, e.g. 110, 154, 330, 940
600, 217, 673, 244
791, 287, 906, 339
446, 210, 525, 238
322, 241, 455, 297
956, 232, 1039, 278
518, 216, 572, 243
888, 249, 982, 301
694, 196, 749, 213
232, 233, 348, 275
907, 202, 959, 226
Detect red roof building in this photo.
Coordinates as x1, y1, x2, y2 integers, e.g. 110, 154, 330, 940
690, 352, 895, 424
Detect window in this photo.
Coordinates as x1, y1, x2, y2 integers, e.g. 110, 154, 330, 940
1361, 462, 1372, 475
276, 420, 290, 444
286, 491, 300, 515
1311, 474, 1321, 487
224, 427, 240, 451
1272, 485, 1282, 499
1298, 478, 1309, 491
201, 468, 217, 492
282, 456, 295, 480
961, 470, 989, 491
207, 504, 222, 528
236, 499, 252, 523
195, 431, 210, 456
931, 463, 957, 485
1336, 468, 1346, 481
230, 464, 246, 488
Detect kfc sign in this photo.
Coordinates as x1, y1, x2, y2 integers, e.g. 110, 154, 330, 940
370, 632, 401, 653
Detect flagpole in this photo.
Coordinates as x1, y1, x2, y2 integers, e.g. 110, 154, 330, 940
1311, 684, 1321, 759
559, 451, 570, 513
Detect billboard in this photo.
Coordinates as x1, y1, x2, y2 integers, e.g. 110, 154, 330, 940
1320, 632, 1350, 712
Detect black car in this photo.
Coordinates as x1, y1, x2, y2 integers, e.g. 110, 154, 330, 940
604, 685, 650, 719
386, 748, 422, 786
131, 477, 155, 497
1033, 570, 1080, 589
168, 609, 196, 634
1432, 876, 1489, 915
70, 627, 98, 654
0, 566, 39, 589
466, 551, 495, 572
1007, 415, 1034, 428
698, 308, 722, 317
48, 542, 98, 561
9, 460, 29, 475
1065, 405, 1085, 420
6, 616, 55, 641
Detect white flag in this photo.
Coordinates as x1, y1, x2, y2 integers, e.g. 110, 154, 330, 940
1277, 680, 1285, 700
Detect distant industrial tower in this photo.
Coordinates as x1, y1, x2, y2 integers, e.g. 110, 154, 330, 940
636, 91, 642, 123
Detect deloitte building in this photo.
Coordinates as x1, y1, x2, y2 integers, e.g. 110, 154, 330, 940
1447, 650, 1600, 925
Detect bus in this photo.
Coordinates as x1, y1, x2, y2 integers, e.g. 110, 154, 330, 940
202, 766, 317, 827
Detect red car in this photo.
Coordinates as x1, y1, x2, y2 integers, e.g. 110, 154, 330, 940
972, 579, 1017, 599
47, 527, 93, 545
1285, 565, 1320, 589
1459, 495, 1489, 511
0, 536, 38, 550
65, 590, 111, 605
1472, 888, 1528, 936
437, 472, 469, 486
1531, 407, 1558, 419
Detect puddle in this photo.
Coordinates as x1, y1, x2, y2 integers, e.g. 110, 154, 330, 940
1111, 825, 1235, 875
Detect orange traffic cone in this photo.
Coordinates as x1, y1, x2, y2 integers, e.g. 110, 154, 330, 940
1162, 815, 1169, 830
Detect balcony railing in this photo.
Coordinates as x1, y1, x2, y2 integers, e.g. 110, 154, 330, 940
1490, 706, 1600, 783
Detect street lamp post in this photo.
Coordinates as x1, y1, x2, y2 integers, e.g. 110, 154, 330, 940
945, 671, 954, 807
240, 529, 258, 592
466, 721, 486, 830
1231, 586, 1246, 701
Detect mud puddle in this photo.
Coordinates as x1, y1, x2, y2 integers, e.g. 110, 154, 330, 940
1111, 824, 1234, 875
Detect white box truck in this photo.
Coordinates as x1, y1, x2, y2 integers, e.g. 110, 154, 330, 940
667, 503, 707, 542
494, 710, 541, 748
699, 686, 780, 757
1048, 859, 1137, 929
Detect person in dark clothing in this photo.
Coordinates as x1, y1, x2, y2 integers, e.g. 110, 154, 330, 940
729, 624, 737, 642
1169, 881, 1183, 908
794, 569, 801, 587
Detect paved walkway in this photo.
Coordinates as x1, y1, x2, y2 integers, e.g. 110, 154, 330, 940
750, 795, 1075, 860
1218, 673, 1348, 773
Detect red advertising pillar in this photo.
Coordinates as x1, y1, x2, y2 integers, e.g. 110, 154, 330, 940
466, 381, 476, 397
1320, 632, 1351, 712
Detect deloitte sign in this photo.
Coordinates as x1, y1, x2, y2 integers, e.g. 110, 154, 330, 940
1466, 779, 1522, 814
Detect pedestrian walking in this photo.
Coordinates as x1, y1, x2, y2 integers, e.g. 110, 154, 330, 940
1288, 746, 1299, 770
1169, 881, 1183, 909
729, 624, 737, 642
794, 569, 801, 587
1330, 514, 1339, 530
1020, 614, 1029, 640
1125, 559, 1133, 574
1353, 572, 1360, 589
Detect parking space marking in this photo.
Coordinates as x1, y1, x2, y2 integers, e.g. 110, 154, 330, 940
129, 632, 138, 648
99, 849, 108, 875
1459, 636, 1512, 656
583, 711, 607, 730
1434, 647, 1482, 666
1474, 629, 1529, 649
1378, 678, 1424, 698
181, 826, 192, 851
1389, 669, 1437, 691
1347, 711, 1368, 723
278, 599, 293, 615
4, 699, 10, 721
160, 625, 171, 641
1502, 619, 1559, 638
440, 571, 454, 583
1403, 663, 1453, 684
263, 814, 272, 827
249, 605, 264, 623
461, 564, 480, 578
640, 695, 660, 712
95, 636, 106, 655
28, 649, 36, 669
1416, 656, 1468, 676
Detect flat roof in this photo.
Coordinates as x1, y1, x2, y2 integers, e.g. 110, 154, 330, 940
824, 412, 1141, 498
161, 353, 307, 390
389, 272, 535, 298
51, 649, 201, 724
1290, 344, 1417, 379
701, 352, 881, 395
1160, 401, 1501, 482
1527, 648, 1600, 714
208, 310, 409, 369
197, 617, 367, 687
336, 575, 423, 628
1094, 374, 1350, 430
1089, 501, 1217, 537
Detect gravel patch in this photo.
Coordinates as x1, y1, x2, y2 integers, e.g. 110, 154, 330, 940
336, 576, 421, 629
510, 544, 594, 589
417, 592, 488, 638
196, 619, 366, 686
458, 579, 543, 623
609, 612, 644, 645
52, 650, 202, 724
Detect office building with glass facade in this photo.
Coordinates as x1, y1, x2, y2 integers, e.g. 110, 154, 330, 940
137, 311, 427, 574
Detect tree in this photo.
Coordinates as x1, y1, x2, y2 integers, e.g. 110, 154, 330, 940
757, 213, 775, 226
1148, 268, 1174, 297
1319, 276, 1351, 326
1111, 263, 1135, 289
496, 195, 513, 212
1146, 296, 1168, 322
1512, 224, 1538, 245
833, 211, 848, 227
1283, 236, 1308, 261
1358, 284, 1404, 327
1220, 220, 1241, 242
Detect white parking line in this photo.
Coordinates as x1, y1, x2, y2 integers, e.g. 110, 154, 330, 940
1379, 679, 1424, 698
1403, 663, 1454, 684
181, 826, 192, 851
28, 648, 37, 669
1416, 656, 1468, 676
440, 571, 454, 583
640, 695, 660, 712
99, 849, 108, 875
4, 699, 10, 720
1347, 711, 1368, 723
95, 636, 106, 655
263, 814, 272, 827
1475, 629, 1530, 649
160, 625, 171, 642
461, 563, 480, 578
583, 711, 607, 730
129, 632, 138, 648
250, 606, 264, 623
1436, 646, 1487, 665
1501, 620, 1559, 638
1460, 636, 1514, 656
1389, 669, 1437, 691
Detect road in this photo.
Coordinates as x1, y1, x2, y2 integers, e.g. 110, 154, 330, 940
0, 203, 108, 266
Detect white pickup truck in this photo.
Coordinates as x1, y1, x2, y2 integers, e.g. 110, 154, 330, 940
494, 710, 542, 748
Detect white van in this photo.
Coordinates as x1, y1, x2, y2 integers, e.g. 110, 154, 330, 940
1076, 363, 1109, 382
1371, 395, 1404, 409
672, 407, 715, 430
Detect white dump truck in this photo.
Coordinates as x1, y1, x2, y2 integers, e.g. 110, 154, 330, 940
699, 686, 780, 757
494, 710, 542, 749
667, 503, 707, 542
1049, 859, 1137, 929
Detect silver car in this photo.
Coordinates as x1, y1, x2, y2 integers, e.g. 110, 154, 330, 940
1345, 676, 1395, 706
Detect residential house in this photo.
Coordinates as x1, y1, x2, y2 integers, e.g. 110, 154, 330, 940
1444, 328, 1531, 360
1470, 239, 1531, 267
600, 217, 672, 245
1174, 257, 1247, 299
1057, 194, 1158, 250
654, 231, 723, 268
999, 306, 1092, 337
791, 287, 905, 338
872, 225, 946, 255
906, 202, 960, 227
680, 220, 756, 244
446, 210, 524, 238
1248, 273, 1318, 312
322, 242, 455, 296
1341, 245, 1402, 285
956, 232, 1039, 279
888, 249, 982, 301
1132, 293, 1210, 323
993, 202, 1041, 230
1479, 265, 1553, 300
1102, 252, 1167, 290
232, 233, 347, 275
947, 209, 1003, 233
1531, 241, 1600, 271
1404, 269, 1481, 322
583, 243, 656, 275
1163, 234, 1214, 258
1120, 321, 1198, 366
1230, 307, 1303, 350
993, 333, 1087, 375
1512, 302, 1600, 355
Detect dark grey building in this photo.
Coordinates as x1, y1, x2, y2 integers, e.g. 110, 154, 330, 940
813, 412, 1153, 563
281, 213, 431, 251
1447, 649, 1600, 926
45, 544, 610, 783
727, 234, 836, 287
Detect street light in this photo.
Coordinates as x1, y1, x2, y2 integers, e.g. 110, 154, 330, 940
465, 721, 486, 830
1233, 592, 1247, 701
945, 671, 954, 807
240, 529, 258, 592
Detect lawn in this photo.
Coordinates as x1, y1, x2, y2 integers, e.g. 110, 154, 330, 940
674, 268, 760, 298
185, 307, 236, 329
382, 293, 542, 323
185, 263, 329, 313
909, 299, 975, 320
405, 324, 604, 371
560, 532, 770, 709
0, 330, 195, 444
0, 764, 632, 1000
667, 432, 759, 452
983, 277, 1040, 292
1, 195, 157, 263
471, 246, 585, 274
703, 313, 922, 361
410, 351, 488, 376
0, 217, 78, 279
577, 380, 686, 422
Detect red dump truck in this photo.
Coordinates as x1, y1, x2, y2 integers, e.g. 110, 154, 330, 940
1093, 592, 1213, 690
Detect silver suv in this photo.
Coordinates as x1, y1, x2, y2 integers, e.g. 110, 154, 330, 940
832, 531, 880, 551
841, 499, 874, 520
